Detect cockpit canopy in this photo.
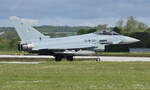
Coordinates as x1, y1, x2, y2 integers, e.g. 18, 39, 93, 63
94, 30, 120, 35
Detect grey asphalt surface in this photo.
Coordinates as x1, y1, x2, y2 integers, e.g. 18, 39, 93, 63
0, 55, 149, 62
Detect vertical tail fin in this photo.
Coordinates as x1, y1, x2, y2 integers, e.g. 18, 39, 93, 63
10, 16, 48, 42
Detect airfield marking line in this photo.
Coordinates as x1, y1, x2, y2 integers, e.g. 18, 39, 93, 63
0, 55, 150, 62
0, 62, 41, 64
0, 55, 54, 58
100, 56, 150, 62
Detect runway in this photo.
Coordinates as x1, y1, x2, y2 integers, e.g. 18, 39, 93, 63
0, 55, 150, 62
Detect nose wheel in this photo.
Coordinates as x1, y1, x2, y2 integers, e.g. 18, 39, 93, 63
96, 58, 101, 62
95, 52, 101, 62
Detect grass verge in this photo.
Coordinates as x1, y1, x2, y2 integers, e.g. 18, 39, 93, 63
0, 61, 150, 90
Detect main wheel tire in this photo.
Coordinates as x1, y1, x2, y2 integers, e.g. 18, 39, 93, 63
66, 56, 73, 61
55, 56, 62, 61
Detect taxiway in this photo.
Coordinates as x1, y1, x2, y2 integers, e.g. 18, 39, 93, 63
0, 55, 149, 62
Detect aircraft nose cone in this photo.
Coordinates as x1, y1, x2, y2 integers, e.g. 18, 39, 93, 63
132, 38, 140, 43
123, 36, 140, 44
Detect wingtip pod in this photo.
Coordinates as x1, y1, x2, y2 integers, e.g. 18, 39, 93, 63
10, 16, 20, 21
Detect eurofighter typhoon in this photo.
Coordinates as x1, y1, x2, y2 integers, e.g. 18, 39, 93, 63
10, 16, 140, 61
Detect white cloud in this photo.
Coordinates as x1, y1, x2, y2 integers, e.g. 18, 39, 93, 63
36, 17, 119, 27
21, 18, 38, 26
1, 0, 150, 19
136, 17, 150, 26
1, 17, 150, 27
0, 18, 38, 27
0, 19, 12, 27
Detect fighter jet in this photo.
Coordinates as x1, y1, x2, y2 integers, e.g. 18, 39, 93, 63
10, 16, 140, 61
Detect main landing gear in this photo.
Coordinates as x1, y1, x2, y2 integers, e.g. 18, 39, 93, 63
55, 55, 73, 61
55, 55, 63, 61
66, 56, 73, 61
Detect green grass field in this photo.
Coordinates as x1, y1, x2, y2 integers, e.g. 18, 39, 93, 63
0, 61, 150, 90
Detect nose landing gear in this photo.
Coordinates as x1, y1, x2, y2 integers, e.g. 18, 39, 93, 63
96, 57, 101, 62
95, 52, 101, 62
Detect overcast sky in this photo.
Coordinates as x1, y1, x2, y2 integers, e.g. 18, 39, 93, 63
0, 0, 150, 26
